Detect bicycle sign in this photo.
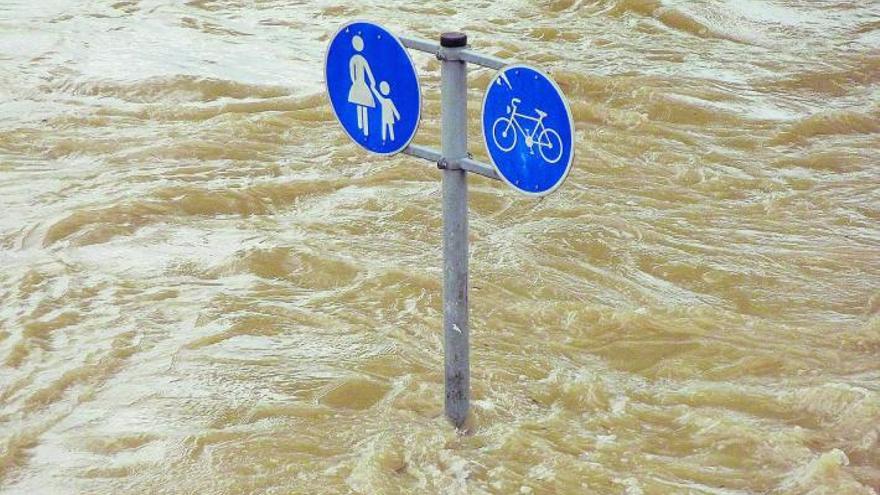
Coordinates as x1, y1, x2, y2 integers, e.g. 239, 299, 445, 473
482, 65, 574, 196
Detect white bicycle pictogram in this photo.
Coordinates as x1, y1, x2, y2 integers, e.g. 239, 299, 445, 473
491, 98, 563, 164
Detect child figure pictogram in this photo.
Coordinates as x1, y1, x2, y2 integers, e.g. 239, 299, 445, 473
375, 81, 401, 142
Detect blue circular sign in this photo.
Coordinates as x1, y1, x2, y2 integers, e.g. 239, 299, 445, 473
325, 21, 421, 155
482, 65, 574, 196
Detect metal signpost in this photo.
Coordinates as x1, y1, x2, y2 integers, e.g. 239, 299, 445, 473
325, 22, 575, 429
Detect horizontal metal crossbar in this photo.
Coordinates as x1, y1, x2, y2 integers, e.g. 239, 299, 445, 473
457, 156, 500, 180
403, 143, 442, 163
399, 36, 508, 70
403, 144, 500, 181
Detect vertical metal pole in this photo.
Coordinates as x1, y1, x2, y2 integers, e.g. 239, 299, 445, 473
440, 32, 469, 429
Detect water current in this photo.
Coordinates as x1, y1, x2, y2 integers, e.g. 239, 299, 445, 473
0, 0, 878, 493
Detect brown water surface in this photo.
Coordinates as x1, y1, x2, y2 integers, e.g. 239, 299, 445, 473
1, 0, 878, 493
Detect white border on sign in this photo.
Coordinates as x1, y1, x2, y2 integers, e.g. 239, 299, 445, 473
323, 20, 422, 156
480, 64, 575, 198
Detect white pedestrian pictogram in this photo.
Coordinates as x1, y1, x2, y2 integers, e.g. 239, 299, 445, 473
346, 35, 401, 141
347, 35, 377, 137
491, 98, 563, 164
376, 81, 400, 142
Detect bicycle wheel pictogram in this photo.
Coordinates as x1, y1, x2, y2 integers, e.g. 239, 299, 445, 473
492, 117, 517, 152
538, 128, 563, 164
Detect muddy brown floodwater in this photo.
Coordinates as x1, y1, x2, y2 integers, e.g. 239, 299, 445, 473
1, 0, 878, 493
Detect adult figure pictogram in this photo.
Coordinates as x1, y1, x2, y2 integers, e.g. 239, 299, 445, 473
347, 35, 377, 136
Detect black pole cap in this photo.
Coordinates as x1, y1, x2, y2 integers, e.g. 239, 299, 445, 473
440, 32, 467, 48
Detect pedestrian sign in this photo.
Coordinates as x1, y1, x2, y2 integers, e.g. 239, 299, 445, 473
481, 65, 574, 196
324, 21, 421, 155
